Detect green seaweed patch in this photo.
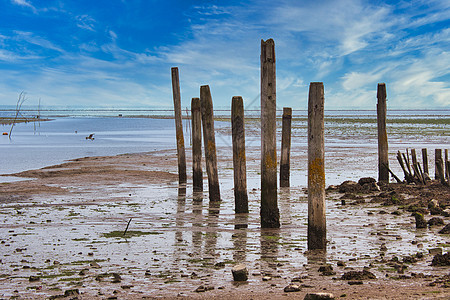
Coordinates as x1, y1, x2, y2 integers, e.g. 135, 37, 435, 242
72, 238, 89, 242
102, 230, 163, 238
70, 259, 106, 265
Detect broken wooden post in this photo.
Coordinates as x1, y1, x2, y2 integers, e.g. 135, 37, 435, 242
445, 149, 449, 180
308, 82, 326, 250
171, 67, 187, 184
260, 38, 279, 228
191, 97, 203, 194
200, 85, 220, 201
422, 148, 429, 176
435, 149, 442, 180
411, 149, 418, 177
280, 107, 292, 188
232, 96, 248, 213
377, 83, 389, 183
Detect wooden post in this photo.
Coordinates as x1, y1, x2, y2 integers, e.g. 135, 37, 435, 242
422, 148, 429, 176
260, 38, 279, 228
308, 82, 326, 250
445, 149, 449, 180
232, 96, 248, 213
200, 85, 220, 201
280, 107, 292, 188
411, 149, 417, 177
435, 149, 442, 180
191, 97, 203, 194
377, 83, 389, 183
171, 67, 187, 184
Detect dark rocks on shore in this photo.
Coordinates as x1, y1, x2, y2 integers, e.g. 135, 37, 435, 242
427, 217, 444, 227
438, 223, 450, 234
338, 178, 379, 194
231, 264, 248, 281
431, 252, 450, 266
341, 270, 376, 280
318, 265, 336, 276
413, 212, 427, 229
194, 285, 214, 292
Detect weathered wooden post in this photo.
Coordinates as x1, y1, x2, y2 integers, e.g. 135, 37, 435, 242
377, 83, 389, 183
200, 85, 220, 201
308, 82, 326, 250
435, 149, 442, 180
232, 96, 248, 213
171, 67, 187, 184
445, 149, 449, 180
280, 107, 292, 188
422, 148, 429, 176
411, 149, 418, 177
260, 38, 279, 228
191, 97, 203, 194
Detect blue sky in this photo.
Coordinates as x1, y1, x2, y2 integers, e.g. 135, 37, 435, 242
0, 0, 449, 110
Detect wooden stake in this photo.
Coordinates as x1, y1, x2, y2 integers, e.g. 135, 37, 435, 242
377, 83, 389, 183
308, 82, 326, 250
200, 85, 220, 201
280, 107, 292, 188
445, 149, 449, 180
232, 96, 248, 213
171, 67, 187, 184
435, 149, 442, 180
260, 38, 279, 228
411, 149, 418, 177
422, 148, 429, 176
191, 97, 203, 193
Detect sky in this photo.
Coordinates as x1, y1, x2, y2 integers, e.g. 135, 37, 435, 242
0, 0, 449, 110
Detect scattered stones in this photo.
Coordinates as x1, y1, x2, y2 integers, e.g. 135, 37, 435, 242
64, 289, 80, 297
29, 275, 40, 282
231, 264, 248, 281
431, 252, 450, 266
194, 285, 214, 292
413, 212, 427, 229
428, 217, 444, 227
438, 223, 450, 234
341, 270, 376, 281
284, 283, 301, 292
304, 292, 335, 300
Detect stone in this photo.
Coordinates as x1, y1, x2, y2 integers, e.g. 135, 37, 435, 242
431, 253, 450, 266
358, 177, 376, 185
304, 292, 335, 300
195, 285, 206, 292
90, 262, 101, 268
64, 289, 79, 297
428, 199, 439, 209
428, 217, 444, 227
337, 261, 346, 267
231, 264, 248, 281
262, 276, 272, 281
438, 224, 450, 234
284, 284, 301, 292
413, 212, 427, 229
338, 181, 361, 193
318, 265, 335, 276
29, 275, 40, 282
341, 270, 376, 280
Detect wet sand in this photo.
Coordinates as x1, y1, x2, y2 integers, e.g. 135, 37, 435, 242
1, 141, 449, 299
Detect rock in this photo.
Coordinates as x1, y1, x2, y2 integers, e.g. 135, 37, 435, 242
380, 243, 387, 252
338, 181, 361, 193
438, 224, 450, 234
262, 276, 272, 281
318, 265, 335, 276
413, 212, 427, 229
29, 275, 40, 282
341, 270, 376, 280
358, 177, 376, 185
79, 268, 88, 276
90, 262, 101, 268
304, 292, 335, 300
231, 264, 248, 281
112, 273, 122, 283
194, 286, 206, 293
64, 289, 79, 297
429, 248, 443, 255
428, 217, 444, 227
337, 261, 346, 267
428, 199, 439, 209
284, 284, 301, 292
347, 281, 363, 285
431, 253, 450, 266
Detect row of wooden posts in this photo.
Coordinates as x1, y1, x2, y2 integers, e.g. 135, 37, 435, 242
170, 39, 326, 250
170, 38, 447, 251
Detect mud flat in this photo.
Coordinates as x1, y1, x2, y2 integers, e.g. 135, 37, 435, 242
0, 140, 449, 299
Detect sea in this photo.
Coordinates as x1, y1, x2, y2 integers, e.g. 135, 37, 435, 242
1, 108, 449, 183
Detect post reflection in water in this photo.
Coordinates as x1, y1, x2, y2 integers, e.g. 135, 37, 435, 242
233, 214, 248, 263
260, 228, 280, 274
192, 193, 203, 255
175, 185, 186, 244
205, 200, 220, 257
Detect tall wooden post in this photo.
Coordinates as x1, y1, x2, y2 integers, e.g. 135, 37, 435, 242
422, 148, 429, 176
232, 96, 248, 213
435, 149, 442, 180
171, 67, 187, 184
200, 85, 220, 201
377, 83, 389, 184
445, 149, 449, 180
280, 107, 292, 187
308, 82, 326, 250
191, 98, 203, 194
260, 38, 279, 228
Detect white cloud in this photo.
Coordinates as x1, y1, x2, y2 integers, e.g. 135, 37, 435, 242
14, 31, 64, 53
11, 0, 36, 12
75, 15, 96, 31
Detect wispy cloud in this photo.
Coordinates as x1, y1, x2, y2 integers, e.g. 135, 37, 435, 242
11, 0, 37, 13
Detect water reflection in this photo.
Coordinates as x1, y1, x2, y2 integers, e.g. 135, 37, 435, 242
205, 200, 220, 257
260, 229, 280, 273
233, 214, 248, 262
